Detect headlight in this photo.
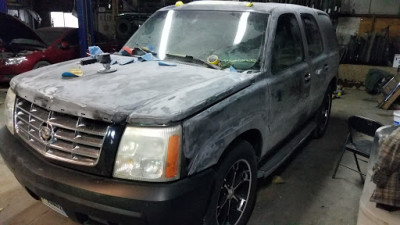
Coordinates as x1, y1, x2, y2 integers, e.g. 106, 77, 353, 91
113, 125, 182, 182
4, 88, 16, 134
5, 56, 27, 66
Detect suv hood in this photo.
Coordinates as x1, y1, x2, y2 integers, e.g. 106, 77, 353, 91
0, 13, 44, 44
11, 56, 257, 124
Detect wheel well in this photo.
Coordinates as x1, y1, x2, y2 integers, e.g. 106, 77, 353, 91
329, 77, 337, 92
33, 60, 51, 68
37, 59, 50, 63
220, 129, 263, 163
239, 130, 262, 158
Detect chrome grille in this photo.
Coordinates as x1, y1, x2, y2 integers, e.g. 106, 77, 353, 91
14, 98, 110, 166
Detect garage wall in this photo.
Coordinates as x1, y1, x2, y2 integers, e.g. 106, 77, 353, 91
336, 17, 361, 45
341, 0, 400, 15
359, 17, 400, 38
32, 0, 74, 27
336, 16, 400, 46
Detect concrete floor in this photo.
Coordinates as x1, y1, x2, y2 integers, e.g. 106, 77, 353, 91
0, 88, 394, 225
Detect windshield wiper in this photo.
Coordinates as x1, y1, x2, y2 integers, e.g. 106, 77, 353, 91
120, 46, 157, 57
135, 46, 157, 55
165, 53, 221, 70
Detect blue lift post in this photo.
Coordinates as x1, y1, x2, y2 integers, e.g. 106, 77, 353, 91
76, 0, 95, 58
0, 0, 7, 13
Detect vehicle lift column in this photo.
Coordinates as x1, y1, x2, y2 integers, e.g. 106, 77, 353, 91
0, 0, 7, 13
76, 0, 95, 57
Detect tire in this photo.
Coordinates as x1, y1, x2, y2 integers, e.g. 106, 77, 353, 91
204, 141, 257, 225
33, 61, 51, 69
313, 87, 332, 138
116, 18, 139, 41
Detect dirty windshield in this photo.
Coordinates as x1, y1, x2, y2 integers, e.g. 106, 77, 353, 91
125, 10, 268, 70
36, 29, 66, 46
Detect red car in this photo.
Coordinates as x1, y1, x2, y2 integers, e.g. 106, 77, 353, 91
0, 13, 120, 83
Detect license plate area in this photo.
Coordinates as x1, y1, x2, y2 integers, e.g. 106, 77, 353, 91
41, 197, 68, 217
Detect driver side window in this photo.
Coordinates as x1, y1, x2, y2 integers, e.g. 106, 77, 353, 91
271, 14, 304, 74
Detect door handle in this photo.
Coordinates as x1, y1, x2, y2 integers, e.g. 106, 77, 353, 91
304, 73, 311, 82
324, 64, 329, 71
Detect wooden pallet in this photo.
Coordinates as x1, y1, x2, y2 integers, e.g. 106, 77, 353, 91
378, 77, 400, 109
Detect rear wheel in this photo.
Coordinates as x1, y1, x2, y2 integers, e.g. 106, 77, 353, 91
313, 87, 332, 138
204, 141, 257, 225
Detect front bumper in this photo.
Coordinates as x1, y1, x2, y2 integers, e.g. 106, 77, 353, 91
0, 127, 215, 225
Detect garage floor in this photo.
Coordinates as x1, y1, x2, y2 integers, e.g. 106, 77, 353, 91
0, 88, 394, 225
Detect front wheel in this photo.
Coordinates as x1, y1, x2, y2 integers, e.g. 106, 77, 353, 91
204, 141, 257, 225
313, 87, 332, 138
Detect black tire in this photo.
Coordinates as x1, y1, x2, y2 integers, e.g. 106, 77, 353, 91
313, 87, 332, 138
33, 61, 51, 69
204, 141, 257, 225
116, 18, 139, 41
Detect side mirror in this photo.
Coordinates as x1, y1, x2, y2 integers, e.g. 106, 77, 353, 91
60, 41, 70, 49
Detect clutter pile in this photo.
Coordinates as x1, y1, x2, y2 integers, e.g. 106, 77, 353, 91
370, 127, 400, 212
341, 28, 397, 66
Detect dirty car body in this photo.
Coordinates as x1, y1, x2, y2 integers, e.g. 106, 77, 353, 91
0, 2, 339, 225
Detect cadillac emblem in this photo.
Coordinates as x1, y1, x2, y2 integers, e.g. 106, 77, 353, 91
39, 122, 54, 142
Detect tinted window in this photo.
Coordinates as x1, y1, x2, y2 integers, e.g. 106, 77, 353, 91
271, 14, 304, 74
317, 14, 338, 51
36, 28, 66, 45
301, 14, 323, 57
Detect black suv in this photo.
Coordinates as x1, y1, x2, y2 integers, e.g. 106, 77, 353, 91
1, 1, 339, 225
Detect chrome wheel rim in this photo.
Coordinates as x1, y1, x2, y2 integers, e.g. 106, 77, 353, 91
320, 92, 332, 130
216, 159, 252, 225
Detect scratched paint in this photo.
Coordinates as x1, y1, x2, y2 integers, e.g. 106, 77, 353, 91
11, 56, 256, 125
9, 2, 339, 175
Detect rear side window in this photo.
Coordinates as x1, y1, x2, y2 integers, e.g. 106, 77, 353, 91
301, 14, 323, 57
271, 13, 304, 74
317, 14, 338, 51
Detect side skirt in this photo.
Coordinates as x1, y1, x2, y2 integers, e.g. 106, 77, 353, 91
257, 121, 317, 178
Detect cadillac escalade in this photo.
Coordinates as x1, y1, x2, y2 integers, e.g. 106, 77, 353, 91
0, 2, 339, 225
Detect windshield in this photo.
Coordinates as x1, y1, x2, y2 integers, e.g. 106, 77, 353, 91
36, 29, 66, 45
125, 10, 268, 70
9, 38, 46, 48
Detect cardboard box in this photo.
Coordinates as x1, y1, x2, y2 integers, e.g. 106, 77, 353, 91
393, 54, 400, 68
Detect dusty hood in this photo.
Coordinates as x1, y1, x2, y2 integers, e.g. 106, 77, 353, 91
0, 12, 44, 44
11, 56, 256, 125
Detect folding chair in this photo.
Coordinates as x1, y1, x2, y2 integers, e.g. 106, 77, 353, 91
332, 116, 383, 183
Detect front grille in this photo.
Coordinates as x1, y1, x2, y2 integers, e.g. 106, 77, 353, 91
14, 98, 110, 166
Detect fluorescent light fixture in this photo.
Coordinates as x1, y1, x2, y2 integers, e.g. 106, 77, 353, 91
233, 12, 250, 45
158, 10, 174, 60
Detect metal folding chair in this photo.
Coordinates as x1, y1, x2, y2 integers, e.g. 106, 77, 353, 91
332, 116, 383, 183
